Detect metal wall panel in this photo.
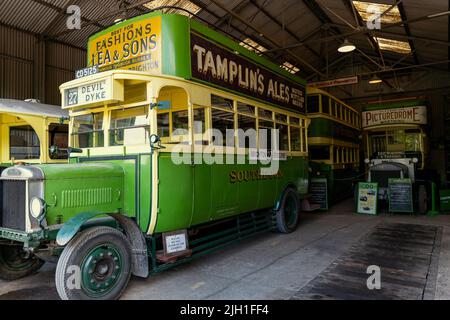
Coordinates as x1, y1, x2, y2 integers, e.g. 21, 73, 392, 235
0, 24, 86, 104
45, 66, 73, 106
2, 58, 33, 100
0, 25, 34, 61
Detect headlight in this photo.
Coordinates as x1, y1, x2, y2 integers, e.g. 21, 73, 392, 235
30, 197, 46, 220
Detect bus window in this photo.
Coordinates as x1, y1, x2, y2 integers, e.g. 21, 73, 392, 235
290, 127, 301, 151
157, 112, 170, 137
211, 108, 234, 147
334, 147, 340, 163
172, 110, 189, 133
405, 129, 421, 151
49, 123, 69, 159
275, 113, 287, 123
322, 95, 330, 114
387, 130, 405, 152
72, 112, 104, 148
259, 119, 273, 150
301, 127, 307, 152
370, 133, 386, 156
237, 114, 256, 149
310, 145, 330, 161
333, 102, 338, 117
307, 95, 319, 113
237, 102, 255, 116
10, 125, 40, 160
193, 108, 206, 134
290, 117, 300, 126
276, 122, 289, 151
212, 94, 233, 110
110, 106, 149, 146
258, 108, 273, 120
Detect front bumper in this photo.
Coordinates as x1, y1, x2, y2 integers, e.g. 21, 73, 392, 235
0, 227, 48, 248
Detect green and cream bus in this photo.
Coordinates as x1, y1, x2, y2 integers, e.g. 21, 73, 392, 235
306, 87, 361, 207
0, 11, 310, 300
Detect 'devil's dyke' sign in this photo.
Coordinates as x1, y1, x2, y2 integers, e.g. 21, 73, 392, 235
190, 33, 306, 114
388, 178, 413, 213
309, 178, 328, 210
357, 182, 378, 215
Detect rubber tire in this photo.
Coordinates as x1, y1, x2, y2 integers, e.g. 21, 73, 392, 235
0, 246, 44, 281
275, 188, 300, 234
418, 185, 428, 214
55, 226, 132, 300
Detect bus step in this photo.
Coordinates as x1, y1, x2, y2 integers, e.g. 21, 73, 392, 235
302, 199, 322, 212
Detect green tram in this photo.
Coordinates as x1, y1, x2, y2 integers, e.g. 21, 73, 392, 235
0, 12, 310, 299
362, 98, 436, 213
306, 87, 361, 207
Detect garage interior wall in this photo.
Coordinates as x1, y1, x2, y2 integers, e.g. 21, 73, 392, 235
0, 24, 86, 106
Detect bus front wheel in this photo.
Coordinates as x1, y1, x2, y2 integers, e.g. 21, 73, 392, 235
275, 188, 300, 234
55, 226, 132, 300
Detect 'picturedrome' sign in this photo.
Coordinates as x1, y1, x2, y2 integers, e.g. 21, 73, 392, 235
190, 33, 306, 113
362, 106, 427, 128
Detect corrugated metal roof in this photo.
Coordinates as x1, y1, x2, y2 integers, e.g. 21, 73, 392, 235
0, 98, 68, 117
0, 0, 447, 78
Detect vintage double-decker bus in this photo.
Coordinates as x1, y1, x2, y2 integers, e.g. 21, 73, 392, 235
362, 98, 436, 213
0, 12, 310, 300
0, 99, 69, 170
306, 88, 361, 207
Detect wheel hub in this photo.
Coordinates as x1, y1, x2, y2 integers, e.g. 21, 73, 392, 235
81, 244, 123, 296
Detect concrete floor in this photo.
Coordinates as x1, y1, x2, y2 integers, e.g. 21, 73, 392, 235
1, 198, 450, 300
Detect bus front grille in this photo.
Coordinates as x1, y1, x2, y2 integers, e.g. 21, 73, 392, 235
1, 180, 26, 231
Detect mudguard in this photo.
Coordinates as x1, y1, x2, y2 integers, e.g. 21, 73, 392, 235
56, 212, 149, 278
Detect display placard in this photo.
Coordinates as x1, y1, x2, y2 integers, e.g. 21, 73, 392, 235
357, 182, 378, 215
309, 178, 328, 210
388, 178, 413, 213
162, 230, 191, 257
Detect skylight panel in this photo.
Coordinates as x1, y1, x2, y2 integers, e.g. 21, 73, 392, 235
144, 0, 201, 17
239, 38, 268, 54
352, 1, 402, 24
374, 37, 411, 54
281, 62, 300, 74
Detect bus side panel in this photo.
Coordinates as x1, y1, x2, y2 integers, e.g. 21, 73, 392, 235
210, 158, 239, 219
139, 154, 152, 232
155, 154, 194, 232
191, 160, 213, 226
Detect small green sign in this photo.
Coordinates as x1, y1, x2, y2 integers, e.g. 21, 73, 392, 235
357, 182, 378, 215
388, 178, 413, 213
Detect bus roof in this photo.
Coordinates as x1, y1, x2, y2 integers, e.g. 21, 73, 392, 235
0, 99, 68, 118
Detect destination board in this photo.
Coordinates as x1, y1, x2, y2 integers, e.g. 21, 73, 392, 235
389, 178, 413, 213
309, 178, 328, 210
357, 182, 378, 215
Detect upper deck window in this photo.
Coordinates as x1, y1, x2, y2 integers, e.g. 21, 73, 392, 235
237, 102, 255, 116
212, 95, 233, 110
322, 96, 330, 114
307, 95, 319, 113
72, 112, 104, 148
9, 125, 40, 160
258, 108, 273, 120
110, 106, 149, 146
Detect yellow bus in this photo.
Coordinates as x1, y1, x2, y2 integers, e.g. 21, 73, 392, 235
0, 99, 69, 169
